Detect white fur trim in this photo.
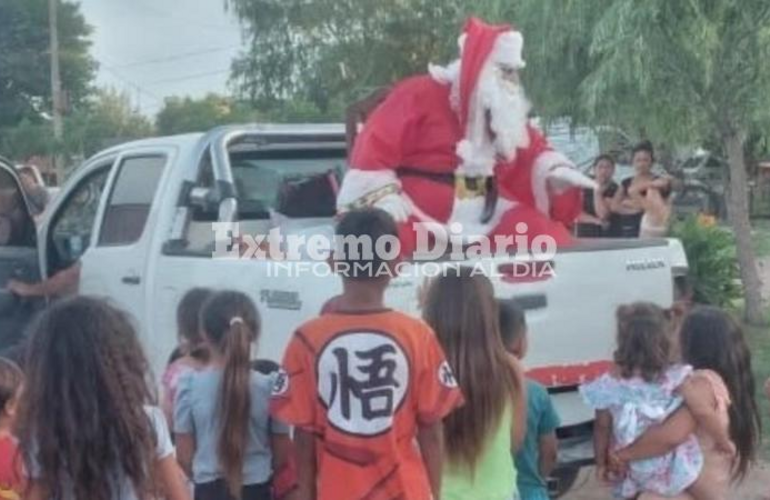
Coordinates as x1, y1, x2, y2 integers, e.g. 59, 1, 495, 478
447, 197, 514, 242
456, 139, 497, 177
492, 31, 526, 69
531, 151, 574, 215
428, 59, 461, 112
550, 166, 598, 191
428, 60, 460, 85
336, 169, 401, 209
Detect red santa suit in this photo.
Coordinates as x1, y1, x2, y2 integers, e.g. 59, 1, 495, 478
337, 18, 593, 255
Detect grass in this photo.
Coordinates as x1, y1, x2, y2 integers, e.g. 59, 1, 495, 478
751, 219, 770, 258
719, 220, 770, 459
744, 220, 770, 460
746, 324, 770, 461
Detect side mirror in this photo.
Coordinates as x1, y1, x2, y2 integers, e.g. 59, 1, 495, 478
185, 182, 239, 224
188, 186, 219, 213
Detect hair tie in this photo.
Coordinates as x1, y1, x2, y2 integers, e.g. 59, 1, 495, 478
230, 316, 245, 327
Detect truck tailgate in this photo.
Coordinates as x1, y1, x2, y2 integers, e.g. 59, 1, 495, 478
387, 238, 679, 426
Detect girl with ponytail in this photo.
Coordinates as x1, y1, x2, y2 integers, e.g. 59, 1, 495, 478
174, 291, 294, 500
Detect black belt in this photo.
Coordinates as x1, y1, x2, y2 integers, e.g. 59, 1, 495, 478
397, 167, 499, 224
398, 167, 454, 184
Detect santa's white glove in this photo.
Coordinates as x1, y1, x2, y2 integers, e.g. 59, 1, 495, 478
371, 192, 412, 223
547, 165, 597, 194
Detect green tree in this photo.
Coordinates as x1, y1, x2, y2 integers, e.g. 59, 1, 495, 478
64, 89, 154, 159
514, 0, 770, 324
1, 89, 153, 167
226, 0, 476, 116
0, 0, 96, 147
0, 120, 54, 160
155, 94, 261, 135
225, 0, 528, 118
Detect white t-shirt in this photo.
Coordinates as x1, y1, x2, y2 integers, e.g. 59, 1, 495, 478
28, 406, 174, 500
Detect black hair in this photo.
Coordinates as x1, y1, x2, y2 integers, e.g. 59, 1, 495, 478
679, 306, 760, 480
334, 208, 399, 280
251, 358, 280, 375
593, 154, 616, 168
0, 357, 23, 411
498, 299, 527, 347
176, 287, 214, 362
632, 140, 655, 161
166, 346, 184, 365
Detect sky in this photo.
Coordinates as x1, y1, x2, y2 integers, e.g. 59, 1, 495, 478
77, 0, 244, 117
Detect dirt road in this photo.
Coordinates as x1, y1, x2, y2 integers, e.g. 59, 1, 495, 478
565, 464, 769, 499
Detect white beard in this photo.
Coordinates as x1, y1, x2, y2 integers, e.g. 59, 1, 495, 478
477, 71, 531, 161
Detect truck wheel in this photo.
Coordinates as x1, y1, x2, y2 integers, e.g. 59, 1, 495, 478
549, 466, 581, 498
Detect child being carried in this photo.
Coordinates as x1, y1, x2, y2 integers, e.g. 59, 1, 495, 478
580, 302, 733, 499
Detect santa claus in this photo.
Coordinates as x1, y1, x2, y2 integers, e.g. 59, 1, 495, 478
337, 17, 594, 255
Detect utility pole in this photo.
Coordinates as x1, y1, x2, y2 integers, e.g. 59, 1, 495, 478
49, 0, 65, 185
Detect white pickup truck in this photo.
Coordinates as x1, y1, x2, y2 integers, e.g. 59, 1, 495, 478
0, 125, 688, 494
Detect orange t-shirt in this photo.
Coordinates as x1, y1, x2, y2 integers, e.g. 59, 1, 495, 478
271, 309, 463, 500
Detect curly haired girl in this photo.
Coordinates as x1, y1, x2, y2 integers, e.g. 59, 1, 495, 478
19, 296, 189, 500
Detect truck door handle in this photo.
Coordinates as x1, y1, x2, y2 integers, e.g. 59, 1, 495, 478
121, 275, 141, 285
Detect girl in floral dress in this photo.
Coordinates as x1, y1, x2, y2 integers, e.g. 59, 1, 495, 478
614, 306, 761, 500
580, 303, 732, 499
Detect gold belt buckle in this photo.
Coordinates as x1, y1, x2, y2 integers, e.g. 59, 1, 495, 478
455, 175, 488, 199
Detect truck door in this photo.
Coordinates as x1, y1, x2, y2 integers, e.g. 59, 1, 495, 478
80, 149, 170, 340
0, 159, 41, 353
41, 159, 115, 297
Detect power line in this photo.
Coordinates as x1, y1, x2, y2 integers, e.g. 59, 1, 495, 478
100, 64, 163, 102
110, 0, 238, 34
144, 68, 232, 86
111, 45, 241, 69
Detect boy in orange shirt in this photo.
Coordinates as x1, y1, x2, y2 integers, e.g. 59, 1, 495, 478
271, 208, 463, 500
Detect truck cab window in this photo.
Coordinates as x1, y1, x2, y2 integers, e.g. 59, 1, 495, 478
182, 149, 345, 255
0, 169, 35, 248
230, 150, 345, 219
99, 155, 166, 246
47, 168, 110, 275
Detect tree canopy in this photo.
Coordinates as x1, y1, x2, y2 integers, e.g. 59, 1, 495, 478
226, 0, 510, 117
0, 0, 96, 146
156, 94, 256, 135
1, 89, 153, 161
65, 89, 153, 158
519, 0, 770, 323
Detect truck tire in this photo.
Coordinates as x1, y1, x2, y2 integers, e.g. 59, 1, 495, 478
549, 466, 581, 498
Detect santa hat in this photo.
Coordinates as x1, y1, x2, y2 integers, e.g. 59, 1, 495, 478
456, 18, 524, 133
430, 18, 526, 177
431, 18, 525, 124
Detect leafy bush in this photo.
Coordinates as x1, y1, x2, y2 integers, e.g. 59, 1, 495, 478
670, 216, 742, 308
